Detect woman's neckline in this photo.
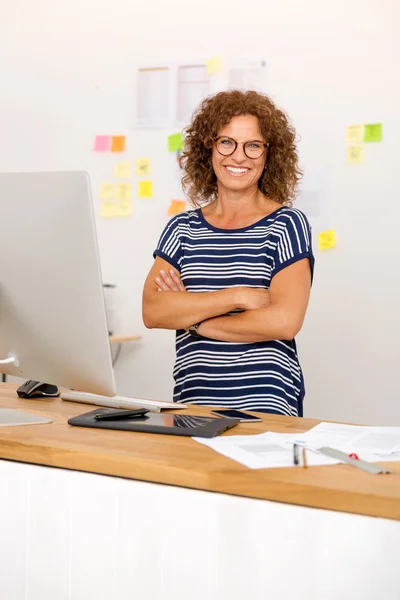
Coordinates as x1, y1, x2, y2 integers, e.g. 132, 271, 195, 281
197, 205, 286, 233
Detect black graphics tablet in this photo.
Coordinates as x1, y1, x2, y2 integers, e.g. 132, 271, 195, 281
68, 408, 239, 438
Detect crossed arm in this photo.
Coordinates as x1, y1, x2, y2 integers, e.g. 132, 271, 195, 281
142, 256, 312, 343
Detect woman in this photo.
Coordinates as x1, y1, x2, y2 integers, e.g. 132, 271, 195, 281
142, 90, 314, 417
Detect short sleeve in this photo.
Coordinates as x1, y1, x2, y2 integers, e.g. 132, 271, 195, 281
271, 209, 315, 281
153, 215, 183, 272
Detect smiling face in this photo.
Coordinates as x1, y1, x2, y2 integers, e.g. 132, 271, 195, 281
212, 115, 267, 194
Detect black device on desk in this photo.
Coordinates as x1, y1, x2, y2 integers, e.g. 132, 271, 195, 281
68, 408, 239, 438
16, 380, 60, 398
211, 409, 262, 422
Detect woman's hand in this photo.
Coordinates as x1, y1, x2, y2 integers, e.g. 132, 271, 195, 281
155, 269, 186, 292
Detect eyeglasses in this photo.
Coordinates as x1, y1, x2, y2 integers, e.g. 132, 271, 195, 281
214, 136, 269, 159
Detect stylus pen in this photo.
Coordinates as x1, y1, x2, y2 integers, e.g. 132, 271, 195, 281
94, 409, 148, 421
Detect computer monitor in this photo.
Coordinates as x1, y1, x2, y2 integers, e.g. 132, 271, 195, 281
0, 171, 117, 396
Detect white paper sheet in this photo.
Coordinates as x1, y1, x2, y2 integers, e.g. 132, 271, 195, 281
193, 432, 338, 470
137, 66, 170, 127
193, 426, 400, 470
177, 65, 209, 124
297, 422, 400, 454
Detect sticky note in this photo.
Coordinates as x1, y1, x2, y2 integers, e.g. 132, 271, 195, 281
168, 132, 184, 152
116, 183, 132, 200
206, 56, 221, 75
136, 158, 151, 176
347, 145, 365, 164
115, 200, 132, 217
364, 123, 382, 143
111, 136, 126, 153
168, 200, 187, 216
93, 135, 110, 152
139, 181, 153, 198
114, 162, 131, 178
346, 125, 364, 143
99, 183, 115, 199
318, 229, 336, 251
100, 201, 118, 218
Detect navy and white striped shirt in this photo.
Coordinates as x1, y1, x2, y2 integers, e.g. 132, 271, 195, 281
154, 206, 314, 417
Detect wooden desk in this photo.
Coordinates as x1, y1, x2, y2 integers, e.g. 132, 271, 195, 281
1, 383, 400, 600
0, 383, 398, 520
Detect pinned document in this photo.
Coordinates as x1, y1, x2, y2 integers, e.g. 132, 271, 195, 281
318, 229, 336, 251
136, 158, 151, 176
364, 123, 382, 142
168, 132, 184, 152
93, 135, 110, 152
114, 162, 131, 178
111, 135, 126, 153
139, 181, 153, 198
206, 56, 221, 75
347, 145, 365, 164
116, 183, 132, 200
99, 183, 115, 199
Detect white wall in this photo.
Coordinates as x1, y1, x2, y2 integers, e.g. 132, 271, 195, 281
1, 0, 399, 424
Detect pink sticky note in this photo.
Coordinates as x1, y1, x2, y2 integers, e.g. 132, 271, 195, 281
93, 135, 110, 152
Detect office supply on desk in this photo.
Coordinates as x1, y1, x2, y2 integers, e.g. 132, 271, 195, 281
318, 447, 391, 474
68, 409, 239, 438
94, 408, 149, 421
0, 409, 52, 427
61, 391, 187, 413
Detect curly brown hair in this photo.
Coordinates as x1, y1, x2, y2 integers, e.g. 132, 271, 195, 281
179, 90, 302, 207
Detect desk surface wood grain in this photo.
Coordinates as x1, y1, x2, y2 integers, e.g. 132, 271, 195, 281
0, 383, 399, 520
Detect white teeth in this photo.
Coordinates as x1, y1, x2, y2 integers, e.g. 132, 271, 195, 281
226, 166, 248, 174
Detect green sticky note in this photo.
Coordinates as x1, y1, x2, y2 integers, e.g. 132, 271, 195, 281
364, 123, 382, 142
168, 132, 184, 152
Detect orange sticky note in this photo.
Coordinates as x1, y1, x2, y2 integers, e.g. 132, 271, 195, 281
111, 136, 126, 153
168, 200, 187, 216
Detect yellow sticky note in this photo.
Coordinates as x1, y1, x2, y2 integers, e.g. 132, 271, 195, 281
116, 183, 132, 200
168, 200, 187, 216
115, 200, 132, 217
346, 125, 364, 143
318, 229, 336, 251
139, 181, 153, 198
347, 145, 365, 164
99, 183, 114, 199
114, 162, 131, 178
136, 158, 151, 176
206, 56, 221, 75
100, 201, 118, 218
